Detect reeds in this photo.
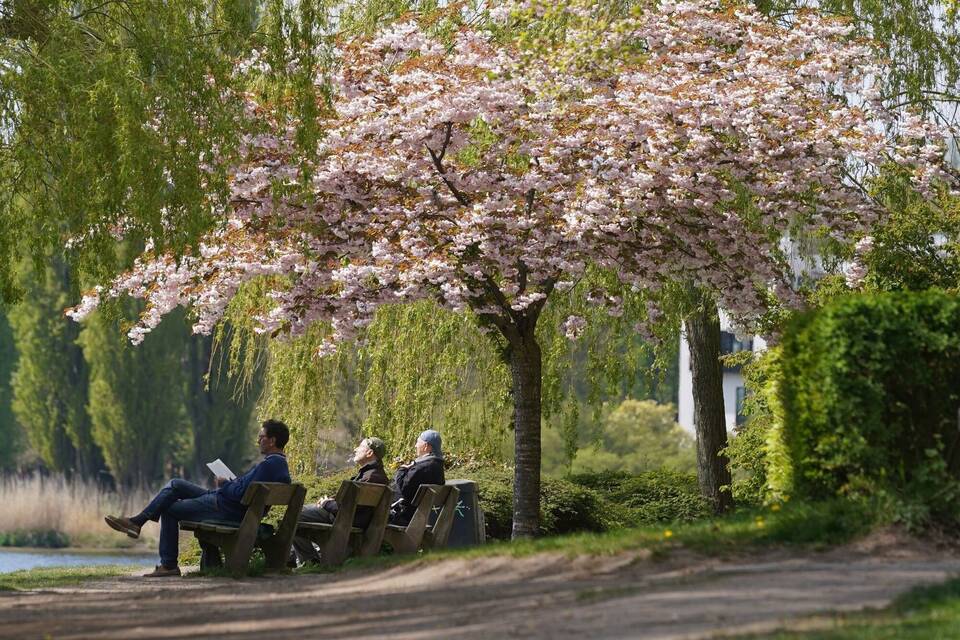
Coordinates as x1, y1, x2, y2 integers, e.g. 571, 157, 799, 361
0, 474, 159, 548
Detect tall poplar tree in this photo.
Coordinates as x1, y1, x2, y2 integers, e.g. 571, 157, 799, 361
78, 305, 189, 488
9, 260, 102, 475
0, 311, 20, 469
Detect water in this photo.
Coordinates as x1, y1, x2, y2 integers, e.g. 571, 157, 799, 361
0, 548, 154, 573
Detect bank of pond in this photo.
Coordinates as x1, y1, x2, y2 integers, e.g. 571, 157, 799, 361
0, 548, 153, 574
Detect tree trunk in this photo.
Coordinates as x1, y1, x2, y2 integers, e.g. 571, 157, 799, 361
508, 330, 543, 539
684, 292, 734, 514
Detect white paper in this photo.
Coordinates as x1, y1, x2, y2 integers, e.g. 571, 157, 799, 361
206, 458, 236, 481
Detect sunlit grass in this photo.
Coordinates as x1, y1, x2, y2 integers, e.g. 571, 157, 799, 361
745, 576, 960, 639
0, 565, 134, 591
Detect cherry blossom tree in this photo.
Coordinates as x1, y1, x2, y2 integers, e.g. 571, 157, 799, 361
69, 0, 954, 537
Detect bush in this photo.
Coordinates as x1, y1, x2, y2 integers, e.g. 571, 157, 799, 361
569, 469, 710, 524
781, 291, 960, 525
0, 529, 70, 548
724, 348, 792, 505
466, 466, 608, 539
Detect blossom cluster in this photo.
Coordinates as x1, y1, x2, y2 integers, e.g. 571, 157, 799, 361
69, 0, 955, 350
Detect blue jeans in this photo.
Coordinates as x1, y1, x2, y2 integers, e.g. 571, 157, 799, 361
139, 479, 240, 567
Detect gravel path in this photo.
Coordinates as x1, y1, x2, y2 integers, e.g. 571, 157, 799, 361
1, 538, 958, 639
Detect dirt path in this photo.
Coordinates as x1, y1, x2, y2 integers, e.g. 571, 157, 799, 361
2, 537, 959, 639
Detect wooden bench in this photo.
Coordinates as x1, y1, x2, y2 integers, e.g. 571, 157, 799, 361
180, 481, 305, 578
384, 483, 460, 554
294, 480, 391, 566
422, 484, 461, 551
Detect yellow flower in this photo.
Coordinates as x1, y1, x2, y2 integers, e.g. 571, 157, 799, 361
663, 529, 673, 539
770, 503, 782, 512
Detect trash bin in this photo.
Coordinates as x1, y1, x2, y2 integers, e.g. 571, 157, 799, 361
442, 479, 485, 547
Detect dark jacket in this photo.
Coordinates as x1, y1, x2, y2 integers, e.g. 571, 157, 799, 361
321, 460, 388, 528
390, 454, 445, 525
216, 452, 291, 519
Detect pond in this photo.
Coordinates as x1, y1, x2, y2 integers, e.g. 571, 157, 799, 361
0, 548, 154, 573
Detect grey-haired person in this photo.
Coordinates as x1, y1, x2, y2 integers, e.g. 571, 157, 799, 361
291, 437, 388, 565
389, 429, 445, 526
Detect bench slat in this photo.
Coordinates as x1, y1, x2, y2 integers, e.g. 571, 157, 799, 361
181, 521, 239, 534
296, 522, 362, 534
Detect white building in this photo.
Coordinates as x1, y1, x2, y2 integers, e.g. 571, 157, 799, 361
677, 320, 767, 434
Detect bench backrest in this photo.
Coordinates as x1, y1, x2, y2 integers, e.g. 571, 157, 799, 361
325, 480, 391, 563
410, 483, 437, 508
241, 481, 302, 506
336, 480, 388, 509
424, 484, 460, 550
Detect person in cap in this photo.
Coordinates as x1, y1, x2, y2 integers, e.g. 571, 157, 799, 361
291, 436, 388, 565
389, 429, 445, 526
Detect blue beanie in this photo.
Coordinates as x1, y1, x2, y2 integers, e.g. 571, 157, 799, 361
418, 429, 442, 458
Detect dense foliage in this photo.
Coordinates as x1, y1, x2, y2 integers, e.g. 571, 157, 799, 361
724, 348, 792, 505
780, 291, 960, 525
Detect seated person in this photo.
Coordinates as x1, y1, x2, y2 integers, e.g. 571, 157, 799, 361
104, 419, 292, 577
291, 436, 388, 565
390, 429, 445, 526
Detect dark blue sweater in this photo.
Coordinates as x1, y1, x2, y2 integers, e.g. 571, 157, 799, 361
216, 452, 291, 518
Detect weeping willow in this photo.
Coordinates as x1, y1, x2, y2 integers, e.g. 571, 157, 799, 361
221, 268, 679, 475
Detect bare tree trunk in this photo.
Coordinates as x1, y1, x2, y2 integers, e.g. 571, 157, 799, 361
684, 291, 734, 514
507, 328, 543, 539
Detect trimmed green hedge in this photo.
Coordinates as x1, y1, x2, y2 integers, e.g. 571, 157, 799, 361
781, 291, 960, 511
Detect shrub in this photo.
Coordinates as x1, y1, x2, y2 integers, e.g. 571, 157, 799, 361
466, 466, 609, 539
780, 291, 960, 524
0, 529, 70, 548
569, 469, 710, 524
724, 348, 792, 505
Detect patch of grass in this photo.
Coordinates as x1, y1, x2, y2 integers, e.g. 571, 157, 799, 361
286, 497, 882, 577
748, 576, 960, 639
0, 565, 134, 591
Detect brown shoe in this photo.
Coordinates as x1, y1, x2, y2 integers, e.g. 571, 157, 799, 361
143, 565, 181, 578
104, 515, 141, 539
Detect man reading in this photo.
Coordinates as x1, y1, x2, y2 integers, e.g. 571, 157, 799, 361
105, 419, 292, 577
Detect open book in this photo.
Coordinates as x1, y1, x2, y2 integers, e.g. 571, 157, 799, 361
206, 458, 236, 481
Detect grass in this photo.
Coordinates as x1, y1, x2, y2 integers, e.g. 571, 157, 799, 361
0, 474, 159, 549
0, 565, 135, 591
290, 497, 881, 576
746, 576, 960, 639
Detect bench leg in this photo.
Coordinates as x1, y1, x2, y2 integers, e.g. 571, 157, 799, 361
224, 529, 258, 578
199, 543, 223, 569
260, 537, 292, 572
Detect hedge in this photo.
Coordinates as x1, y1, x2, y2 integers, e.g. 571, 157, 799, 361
780, 291, 960, 505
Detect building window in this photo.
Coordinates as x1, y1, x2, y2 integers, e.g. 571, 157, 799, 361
720, 331, 753, 355
735, 386, 747, 426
